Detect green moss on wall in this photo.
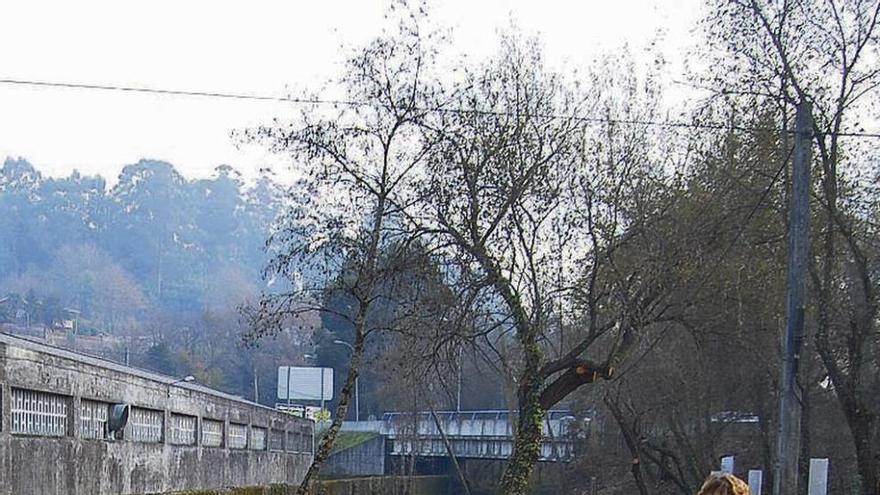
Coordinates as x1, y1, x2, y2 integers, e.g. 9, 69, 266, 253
151, 484, 294, 495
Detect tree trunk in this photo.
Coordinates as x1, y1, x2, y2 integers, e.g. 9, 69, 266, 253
429, 407, 472, 495
296, 331, 365, 495
500, 338, 544, 495
846, 410, 878, 495
501, 402, 543, 495
605, 397, 651, 495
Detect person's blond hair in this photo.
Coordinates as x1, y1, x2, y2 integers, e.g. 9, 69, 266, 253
697, 473, 751, 495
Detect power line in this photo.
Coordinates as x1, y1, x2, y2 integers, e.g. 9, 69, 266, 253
2, 77, 880, 139
0, 78, 352, 106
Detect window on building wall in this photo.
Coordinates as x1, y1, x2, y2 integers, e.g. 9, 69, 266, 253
11, 388, 69, 436
269, 428, 284, 451
169, 413, 196, 445
286, 428, 299, 452
300, 425, 312, 453
287, 425, 312, 452
80, 399, 110, 439
129, 407, 163, 443
201, 418, 223, 447
227, 423, 247, 449
250, 426, 267, 450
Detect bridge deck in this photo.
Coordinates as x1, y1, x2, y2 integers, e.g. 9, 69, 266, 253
343, 410, 581, 461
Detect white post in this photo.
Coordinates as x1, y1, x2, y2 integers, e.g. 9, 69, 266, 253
749, 470, 763, 495
720, 456, 735, 474
807, 459, 829, 495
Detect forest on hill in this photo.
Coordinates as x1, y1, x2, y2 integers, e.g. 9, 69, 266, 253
0, 157, 311, 403
0, 157, 280, 321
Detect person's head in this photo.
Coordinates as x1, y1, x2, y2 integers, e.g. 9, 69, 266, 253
697, 473, 751, 495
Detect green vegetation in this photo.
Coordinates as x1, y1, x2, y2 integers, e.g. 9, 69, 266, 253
153, 484, 292, 495
326, 432, 379, 455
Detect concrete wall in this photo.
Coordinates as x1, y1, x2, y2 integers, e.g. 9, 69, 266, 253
0, 333, 314, 495
323, 436, 386, 477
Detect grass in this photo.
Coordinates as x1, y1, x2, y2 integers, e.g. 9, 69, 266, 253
326, 431, 379, 454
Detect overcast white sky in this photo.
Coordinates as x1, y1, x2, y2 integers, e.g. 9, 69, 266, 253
0, 0, 703, 185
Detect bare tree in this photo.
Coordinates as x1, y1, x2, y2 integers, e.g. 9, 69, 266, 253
244, 8, 445, 492
412, 39, 678, 494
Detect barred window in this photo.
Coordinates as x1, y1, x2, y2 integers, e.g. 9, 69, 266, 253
286, 429, 299, 452
129, 407, 163, 443
289, 426, 300, 452
228, 423, 247, 449
269, 428, 284, 451
250, 426, 267, 450
201, 418, 223, 447
298, 425, 312, 453
11, 388, 69, 436
169, 413, 196, 445
80, 399, 109, 439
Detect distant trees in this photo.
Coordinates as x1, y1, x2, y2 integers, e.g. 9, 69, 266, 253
0, 158, 284, 323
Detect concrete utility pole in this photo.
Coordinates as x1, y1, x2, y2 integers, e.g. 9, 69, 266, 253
456, 343, 463, 412
253, 364, 259, 403
773, 101, 813, 495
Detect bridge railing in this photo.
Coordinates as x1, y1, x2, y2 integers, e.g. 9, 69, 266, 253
342, 409, 581, 461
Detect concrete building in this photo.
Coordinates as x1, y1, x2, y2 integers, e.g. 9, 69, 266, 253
0, 332, 313, 495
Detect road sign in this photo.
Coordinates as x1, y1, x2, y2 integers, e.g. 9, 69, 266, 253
277, 366, 333, 401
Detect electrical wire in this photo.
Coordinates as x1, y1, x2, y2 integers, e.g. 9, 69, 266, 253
2, 77, 880, 139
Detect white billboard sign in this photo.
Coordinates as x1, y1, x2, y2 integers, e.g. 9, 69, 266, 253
277, 366, 334, 401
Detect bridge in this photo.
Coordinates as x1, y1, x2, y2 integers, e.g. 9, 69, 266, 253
342, 409, 580, 462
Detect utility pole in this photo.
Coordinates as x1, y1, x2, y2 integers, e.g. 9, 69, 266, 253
456, 343, 463, 412
773, 101, 813, 495
320, 367, 326, 424
253, 364, 259, 403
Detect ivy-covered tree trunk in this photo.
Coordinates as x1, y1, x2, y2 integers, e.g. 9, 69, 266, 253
500, 335, 544, 495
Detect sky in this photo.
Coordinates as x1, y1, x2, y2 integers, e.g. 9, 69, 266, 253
0, 0, 703, 185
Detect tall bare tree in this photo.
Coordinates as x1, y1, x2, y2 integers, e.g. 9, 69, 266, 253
244, 8, 444, 492
413, 39, 679, 494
